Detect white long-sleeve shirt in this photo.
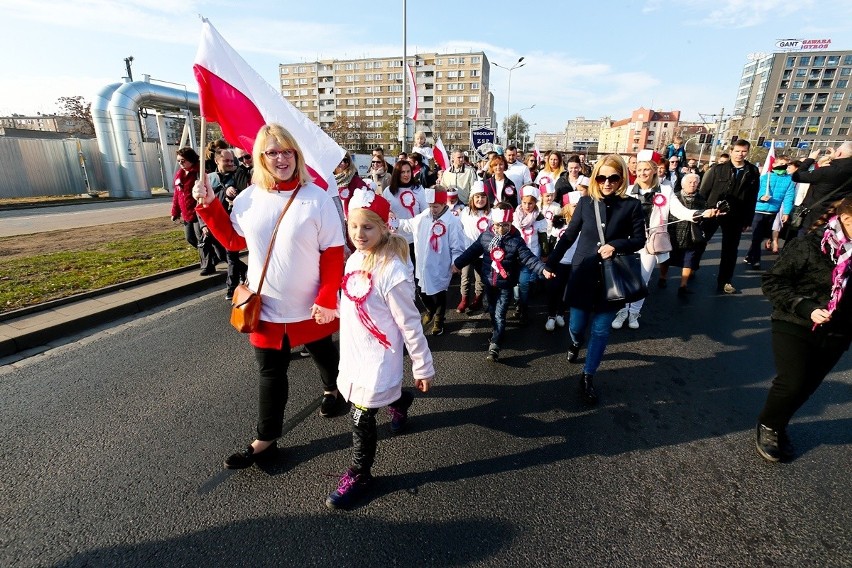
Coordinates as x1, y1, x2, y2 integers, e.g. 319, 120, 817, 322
397, 207, 466, 295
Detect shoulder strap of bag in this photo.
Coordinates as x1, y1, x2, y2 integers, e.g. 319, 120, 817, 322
255, 185, 302, 295
593, 198, 607, 245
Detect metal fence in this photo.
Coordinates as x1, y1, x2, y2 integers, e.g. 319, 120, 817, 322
0, 137, 171, 198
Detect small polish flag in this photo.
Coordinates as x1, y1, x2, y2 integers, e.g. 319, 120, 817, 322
193, 18, 344, 189
533, 146, 541, 164
433, 137, 448, 171
761, 140, 776, 174
406, 63, 418, 121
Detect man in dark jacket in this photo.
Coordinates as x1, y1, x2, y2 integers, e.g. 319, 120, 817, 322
793, 142, 852, 229
205, 148, 250, 299
699, 139, 760, 294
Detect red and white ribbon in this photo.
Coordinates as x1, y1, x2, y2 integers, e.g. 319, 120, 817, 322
504, 187, 515, 197
544, 210, 554, 221
342, 270, 391, 350
400, 190, 416, 217
558, 228, 566, 239
522, 225, 535, 244
653, 192, 667, 226
338, 187, 350, 200
430, 221, 447, 252
476, 217, 489, 233
491, 247, 508, 279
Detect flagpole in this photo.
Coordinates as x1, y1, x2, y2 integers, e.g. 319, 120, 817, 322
401, 0, 407, 153
197, 116, 207, 206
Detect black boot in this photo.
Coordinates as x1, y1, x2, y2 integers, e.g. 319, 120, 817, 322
580, 373, 598, 405
756, 423, 783, 463
566, 342, 581, 363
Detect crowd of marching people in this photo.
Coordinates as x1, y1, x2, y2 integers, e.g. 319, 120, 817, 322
177, 123, 852, 509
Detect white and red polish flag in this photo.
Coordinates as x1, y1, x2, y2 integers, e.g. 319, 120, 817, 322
193, 18, 344, 189
433, 137, 448, 171
761, 140, 776, 174
406, 63, 418, 121
533, 145, 542, 164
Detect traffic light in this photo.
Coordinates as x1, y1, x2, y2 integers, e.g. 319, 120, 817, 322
791, 137, 800, 147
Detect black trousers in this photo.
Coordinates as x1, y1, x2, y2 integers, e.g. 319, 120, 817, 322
226, 251, 247, 290
421, 290, 447, 320
253, 334, 339, 441
758, 325, 849, 431
351, 393, 410, 475
702, 216, 744, 287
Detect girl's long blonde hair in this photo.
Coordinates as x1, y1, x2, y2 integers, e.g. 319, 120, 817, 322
348, 208, 410, 274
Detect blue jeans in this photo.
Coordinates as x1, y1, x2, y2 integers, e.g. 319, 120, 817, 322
568, 308, 618, 375
485, 286, 512, 347
515, 266, 536, 308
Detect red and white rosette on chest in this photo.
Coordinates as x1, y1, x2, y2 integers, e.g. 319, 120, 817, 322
338, 186, 351, 200
342, 270, 391, 350
490, 247, 508, 280
400, 190, 416, 217
476, 216, 490, 233
544, 210, 554, 221
522, 225, 535, 244
652, 192, 667, 226
558, 228, 567, 239
430, 220, 446, 252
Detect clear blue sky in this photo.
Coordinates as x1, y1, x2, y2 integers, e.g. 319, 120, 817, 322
0, 0, 848, 136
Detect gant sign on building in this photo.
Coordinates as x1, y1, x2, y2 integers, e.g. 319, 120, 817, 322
775, 38, 832, 51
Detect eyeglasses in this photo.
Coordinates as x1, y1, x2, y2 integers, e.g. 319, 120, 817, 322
668, 160, 679, 164
371, 160, 383, 164
264, 149, 296, 159
595, 174, 622, 184
238, 155, 252, 162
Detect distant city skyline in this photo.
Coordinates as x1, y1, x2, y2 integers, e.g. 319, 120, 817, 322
0, 0, 849, 137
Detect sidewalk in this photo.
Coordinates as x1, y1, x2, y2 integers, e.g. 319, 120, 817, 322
0, 267, 226, 360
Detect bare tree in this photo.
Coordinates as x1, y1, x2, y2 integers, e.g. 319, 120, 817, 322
55, 96, 94, 136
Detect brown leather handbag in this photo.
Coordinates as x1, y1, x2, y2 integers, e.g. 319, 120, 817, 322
230, 187, 301, 333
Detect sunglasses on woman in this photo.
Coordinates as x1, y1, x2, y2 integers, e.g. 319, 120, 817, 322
595, 174, 622, 184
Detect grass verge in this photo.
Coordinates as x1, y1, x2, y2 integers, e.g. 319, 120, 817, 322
0, 230, 197, 313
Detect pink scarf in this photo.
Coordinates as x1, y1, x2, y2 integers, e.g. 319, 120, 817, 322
818, 216, 852, 327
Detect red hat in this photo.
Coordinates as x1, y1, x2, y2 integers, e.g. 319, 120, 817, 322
348, 188, 391, 223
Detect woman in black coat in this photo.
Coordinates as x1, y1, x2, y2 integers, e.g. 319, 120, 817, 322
756, 196, 852, 462
546, 154, 645, 404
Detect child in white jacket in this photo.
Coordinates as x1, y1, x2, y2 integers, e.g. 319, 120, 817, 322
397, 186, 466, 335
327, 188, 434, 510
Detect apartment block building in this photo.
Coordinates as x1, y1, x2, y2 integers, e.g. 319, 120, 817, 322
279, 52, 494, 153
563, 116, 606, 153
728, 48, 852, 152
597, 108, 681, 154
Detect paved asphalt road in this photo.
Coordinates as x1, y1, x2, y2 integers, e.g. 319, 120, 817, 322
1, 252, 850, 567
0, 200, 171, 237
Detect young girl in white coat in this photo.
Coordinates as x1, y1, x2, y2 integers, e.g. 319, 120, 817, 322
396, 186, 466, 335
612, 157, 717, 330
326, 188, 434, 510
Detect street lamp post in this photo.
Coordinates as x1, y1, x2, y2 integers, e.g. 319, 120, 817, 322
493, 57, 525, 144
514, 104, 535, 145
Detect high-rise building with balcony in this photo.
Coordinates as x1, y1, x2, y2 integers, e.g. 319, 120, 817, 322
279, 52, 494, 154
727, 48, 852, 152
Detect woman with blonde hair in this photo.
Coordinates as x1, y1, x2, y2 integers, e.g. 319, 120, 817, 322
546, 155, 645, 404
534, 150, 565, 186
193, 123, 346, 470
612, 161, 716, 329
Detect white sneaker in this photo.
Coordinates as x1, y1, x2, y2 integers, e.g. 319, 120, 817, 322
555, 315, 566, 328
545, 317, 556, 331
628, 312, 640, 329
611, 309, 628, 329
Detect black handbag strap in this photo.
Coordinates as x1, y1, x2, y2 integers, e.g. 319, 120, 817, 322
593, 199, 607, 245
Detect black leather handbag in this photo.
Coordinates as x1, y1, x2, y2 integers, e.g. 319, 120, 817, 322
594, 200, 648, 303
